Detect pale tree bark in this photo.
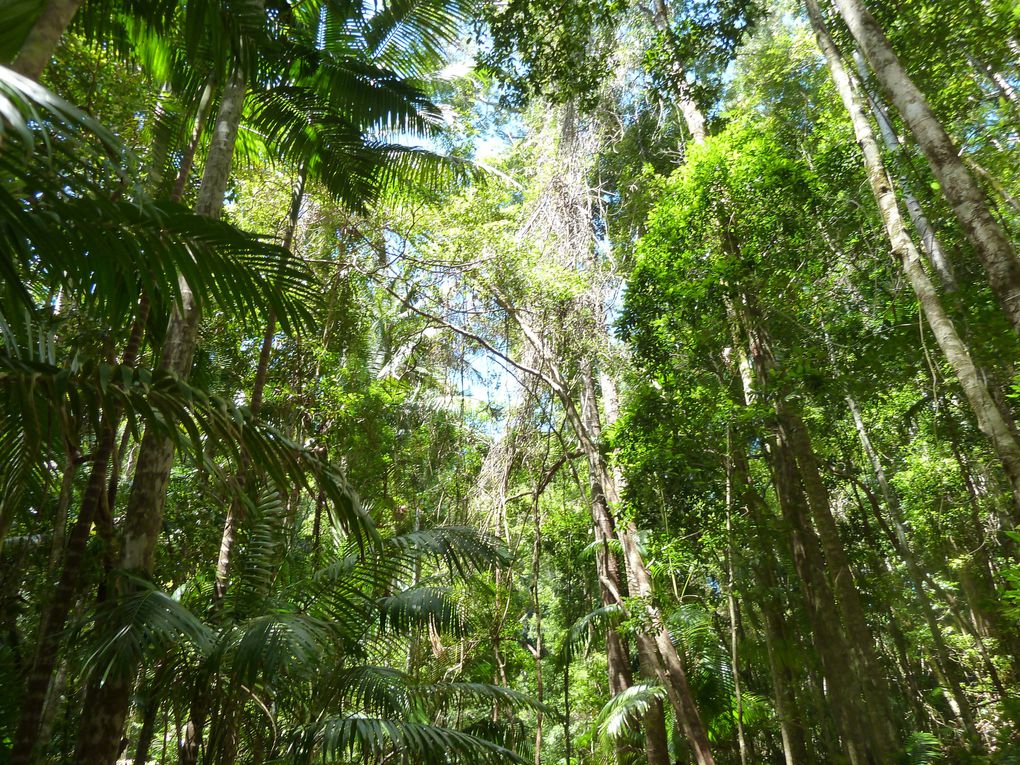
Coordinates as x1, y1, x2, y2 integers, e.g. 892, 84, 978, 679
588, 367, 715, 765
182, 78, 279, 765
649, 0, 708, 144
72, 70, 248, 765
829, 0, 1020, 336
9, 0, 83, 79
808, 0, 1020, 522
579, 366, 668, 765
965, 53, 1020, 111
852, 50, 957, 292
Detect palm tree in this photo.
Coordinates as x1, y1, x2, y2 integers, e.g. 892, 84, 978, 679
4, 0, 492, 759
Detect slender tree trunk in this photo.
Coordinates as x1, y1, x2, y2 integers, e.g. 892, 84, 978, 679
729, 443, 811, 765
845, 396, 982, 745
11, 313, 146, 765
494, 99, 712, 764
829, 0, 1020, 336
968, 157, 1020, 215
46, 450, 79, 578
724, 501, 751, 765
9, 0, 83, 79
563, 643, 573, 765
852, 51, 958, 292
132, 690, 160, 765
780, 408, 899, 757
34, 660, 68, 761
588, 455, 637, 765
965, 53, 1020, 111
587, 370, 715, 765
648, 15, 871, 755
214, 168, 303, 604
636, 635, 672, 765
530, 491, 544, 765
808, 0, 1020, 521
171, 79, 217, 204
72, 70, 248, 765
618, 526, 715, 765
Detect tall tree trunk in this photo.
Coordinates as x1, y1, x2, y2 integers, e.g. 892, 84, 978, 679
563, 640, 573, 765
587, 368, 716, 765
727, 303, 877, 764
11, 313, 146, 765
852, 51, 958, 292
845, 396, 982, 745
754, 558, 813, 765
769, 424, 869, 765
530, 492, 544, 765
554, 361, 632, 765
807, 0, 1020, 522
779, 407, 899, 757
585, 425, 637, 765
728, 442, 812, 765
132, 688, 160, 765
213, 167, 304, 605
724, 500, 751, 765
9, 0, 83, 79
828, 0, 1020, 336
650, 0, 708, 144
636, 636, 672, 765
497, 98, 712, 764
648, 13, 868, 756
615, 522, 715, 765
72, 70, 248, 765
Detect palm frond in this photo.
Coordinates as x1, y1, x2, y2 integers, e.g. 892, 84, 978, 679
327, 665, 418, 718
592, 683, 668, 744
383, 525, 510, 576
378, 586, 462, 635
81, 575, 213, 683
225, 488, 288, 616
284, 716, 526, 764
0, 68, 318, 336
580, 536, 626, 559
362, 0, 473, 77
561, 604, 625, 660
0, 358, 373, 546
221, 611, 338, 687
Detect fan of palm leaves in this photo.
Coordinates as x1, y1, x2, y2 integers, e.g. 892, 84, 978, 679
591, 682, 668, 745
0, 356, 371, 550
0, 65, 317, 337
72, 495, 528, 763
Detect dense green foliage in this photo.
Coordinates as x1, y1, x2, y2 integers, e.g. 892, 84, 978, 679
1, 0, 1020, 763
